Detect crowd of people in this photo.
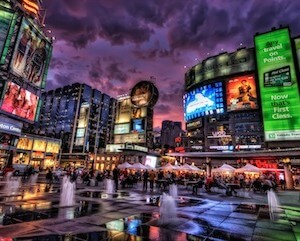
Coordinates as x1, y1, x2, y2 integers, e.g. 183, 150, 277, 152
43, 165, 289, 197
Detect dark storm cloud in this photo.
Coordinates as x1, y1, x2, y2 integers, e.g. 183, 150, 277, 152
49, 57, 64, 69
155, 104, 171, 115
105, 62, 128, 83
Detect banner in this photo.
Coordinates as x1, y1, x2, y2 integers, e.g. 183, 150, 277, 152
255, 28, 300, 141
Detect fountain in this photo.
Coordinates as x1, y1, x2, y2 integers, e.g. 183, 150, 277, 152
28, 173, 39, 185
60, 175, 76, 207
169, 184, 178, 199
267, 189, 282, 222
105, 179, 115, 194
159, 193, 177, 225
4, 172, 20, 194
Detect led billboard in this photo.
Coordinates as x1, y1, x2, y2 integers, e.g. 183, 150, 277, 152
131, 107, 147, 119
32, 139, 46, 151
116, 97, 131, 123
226, 74, 258, 111
0, 81, 39, 122
184, 82, 224, 121
46, 141, 60, 154
255, 28, 300, 141
0, 5, 16, 64
10, 17, 52, 88
114, 123, 130, 134
131, 119, 145, 133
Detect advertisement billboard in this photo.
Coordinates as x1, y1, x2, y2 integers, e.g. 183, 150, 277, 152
131, 119, 145, 133
131, 106, 147, 119
145, 155, 157, 168
185, 48, 255, 89
116, 97, 131, 123
10, 17, 52, 88
0, 81, 39, 122
0, 5, 16, 64
75, 102, 89, 146
130, 81, 158, 107
114, 123, 130, 134
114, 133, 146, 144
226, 74, 258, 111
255, 28, 300, 141
183, 82, 224, 121
17, 137, 33, 150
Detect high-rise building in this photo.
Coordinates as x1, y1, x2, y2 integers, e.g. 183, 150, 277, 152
161, 120, 183, 148
35, 83, 116, 167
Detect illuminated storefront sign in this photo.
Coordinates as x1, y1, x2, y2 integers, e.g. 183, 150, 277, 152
46, 142, 60, 154
114, 133, 145, 144
106, 144, 125, 153
0, 122, 22, 135
17, 137, 33, 150
255, 28, 300, 141
32, 139, 46, 151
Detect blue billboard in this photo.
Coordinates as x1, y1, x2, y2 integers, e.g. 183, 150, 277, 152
184, 82, 224, 121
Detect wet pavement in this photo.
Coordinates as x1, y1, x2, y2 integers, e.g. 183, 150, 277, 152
0, 176, 299, 241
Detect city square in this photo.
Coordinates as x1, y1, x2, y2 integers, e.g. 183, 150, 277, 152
1, 0, 300, 240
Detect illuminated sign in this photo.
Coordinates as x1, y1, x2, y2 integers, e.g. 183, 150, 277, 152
46, 142, 60, 154
10, 17, 52, 88
0, 6, 15, 64
131, 107, 147, 119
130, 81, 158, 107
114, 123, 130, 134
186, 120, 202, 130
106, 144, 125, 152
32, 139, 46, 151
131, 118, 145, 133
116, 97, 131, 123
114, 133, 145, 144
0, 81, 39, 122
255, 28, 300, 141
20, 0, 40, 17
145, 155, 157, 168
184, 82, 224, 121
226, 74, 258, 111
186, 48, 255, 89
17, 137, 33, 150
0, 121, 22, 135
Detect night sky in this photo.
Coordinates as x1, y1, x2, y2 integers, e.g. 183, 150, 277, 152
42, 0, 300, 129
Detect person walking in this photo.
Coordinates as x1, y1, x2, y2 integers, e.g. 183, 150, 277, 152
149, 170, 156, 192
113, 167, 120, 191
143, 170, 149, 191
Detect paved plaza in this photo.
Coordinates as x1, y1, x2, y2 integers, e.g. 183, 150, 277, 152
0, 175, 299, 241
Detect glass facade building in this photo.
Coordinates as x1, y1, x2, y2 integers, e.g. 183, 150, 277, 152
35, 83, 116, 166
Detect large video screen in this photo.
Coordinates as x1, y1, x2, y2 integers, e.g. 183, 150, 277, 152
131, 119, 145, 133
0, 81, 39, 122
255, 28, 300, 141
0, 6, 15, 64
226, 74, 258, 111
184, 82, 224, 121
10, 17, 52, 88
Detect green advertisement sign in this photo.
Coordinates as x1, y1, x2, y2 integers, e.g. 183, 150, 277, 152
255, 28, 300, 141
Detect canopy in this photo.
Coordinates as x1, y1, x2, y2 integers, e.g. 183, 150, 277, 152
117, 162, 132, 169
212, 163, 235, 173
189, 165, 204, 172
159, 163, 177, 170
129, 162, 148, 170
145, 164, 156, 170
235, 163, 261, 173
178, 163, 193, 171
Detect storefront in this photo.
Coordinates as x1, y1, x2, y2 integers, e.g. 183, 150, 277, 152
15, 135, 61, 169
0, 115, 23, 168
